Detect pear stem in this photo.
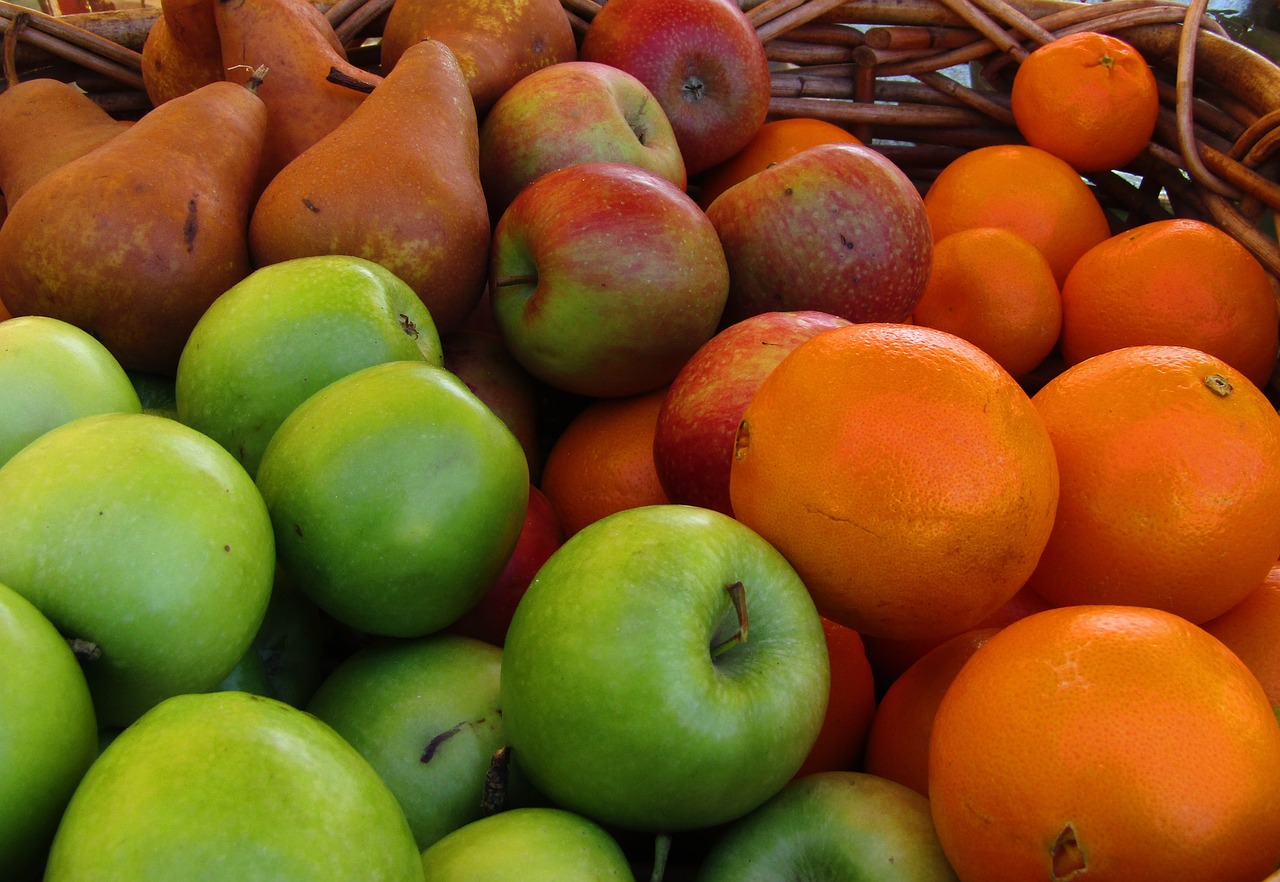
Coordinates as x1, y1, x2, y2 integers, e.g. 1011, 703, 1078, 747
245, 64, 269, 94
480, 746, 511, 816
649, 833, 672, 882
2, 9, 26, 88
325, 65, 378, 94
710, 582, 749, 659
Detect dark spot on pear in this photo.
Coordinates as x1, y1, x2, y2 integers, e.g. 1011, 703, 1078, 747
183, 198, 198, 252
421, 724, 465, 762
302, 198, 320, 213
294, 523, 303, 537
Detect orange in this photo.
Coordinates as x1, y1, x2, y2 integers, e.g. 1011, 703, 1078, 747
1060, 217, 1280, 388
928, 604, 1280, 882
728, 323, 1060, 642
862, 627, 999, 797
1026, 345, 1280, 623
860, 583, 1051, 697
1010, 30, 1159, 173
923, 143, 1113, 286
694, 117, 862, 210
911, 226, 1062, 378
538, 388, 670, 536
793, 616, 877, 779
1201, 561, 1280, 720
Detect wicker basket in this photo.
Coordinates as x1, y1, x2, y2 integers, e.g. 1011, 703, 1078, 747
5, 0, 1280, 282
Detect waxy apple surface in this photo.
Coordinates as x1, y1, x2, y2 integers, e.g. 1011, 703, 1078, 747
489, 161, 729, 398
707, 142, 933, 326
479, 60, 686, 217
501, 504, 829, 832
0, 315, 141, 467
44, 691, 425, 881
255, 360, 529, 638
0, 412, 275, 727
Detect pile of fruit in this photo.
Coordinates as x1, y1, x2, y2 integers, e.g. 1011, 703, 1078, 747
3, 0, 1280, 878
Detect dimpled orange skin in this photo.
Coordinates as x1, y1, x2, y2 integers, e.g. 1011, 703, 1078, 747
1059, 217, 1280, 389
1025, 345, 1280, 623
928, 604, 1280, 882
728, 323, 1060, 642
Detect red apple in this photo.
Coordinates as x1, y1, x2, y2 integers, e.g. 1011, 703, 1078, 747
479, 61, 687, 220
653, 310, 851, 516
448, 485, 564, 647
579, 0, 771, 176
488, 161, 729, 398
706, 142, 934, 326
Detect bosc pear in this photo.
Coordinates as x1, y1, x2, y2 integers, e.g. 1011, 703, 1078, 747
215, 0, 380, 191
0, 77, 267, 376
141, 0, 224, 105
380, 0, 576, 115
249, 40, 490, 335
0, 78, 132, 210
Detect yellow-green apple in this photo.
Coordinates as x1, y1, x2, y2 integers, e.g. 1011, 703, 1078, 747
448, 484, 564, 647
255, 360, 529, 638
418, 807, 633, 881
175, 255, 443, 478
0, 582, 98, 881
479, 60, 686, 219
579, 0, 771, 175
489, 161, 729, 398
707, 142, 934, 326
442, 328, 542, 481
0, 412, 275, 727
43, 691, 425, 881
307, 633, 538, 851
696, 771, 960, 881
653, 310, 851, 515
0, 315, 141, 467
500, 504, 830, 832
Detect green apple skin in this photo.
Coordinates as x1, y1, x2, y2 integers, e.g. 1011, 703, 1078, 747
500, 503, 830, 832
0, 412, 276, 727
255, 360, 529, 638
479, 60, 687, 218
0, 315, 141, 466
696, 771, 960, 881
489, 161, 729, 398
44, 691, 425, 882
307, 633, 537, 850
216, 568, 329, 709
0, 582, 98, 880
418, 807, 633, 881
175, 255, 444, 478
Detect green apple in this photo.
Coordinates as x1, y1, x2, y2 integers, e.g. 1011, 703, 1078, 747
696, 771, 960, 881
175, 255, 444, 477
44, 690, 425, 881
307, 632, 537, 850
0, 582, 98, 880
500, 503, 830, 832
418, 807, 633, 881
216, 568, 329, 709
255, 360, 529, 638
0, 315, 141, 466
0, 412, 276, 727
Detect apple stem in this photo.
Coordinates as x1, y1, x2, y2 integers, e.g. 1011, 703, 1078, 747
480, 746, 511, 815
710, 582, 749, 659
649, 833, 672, 882
66, 637, 101, 663
492, 274, 539, 289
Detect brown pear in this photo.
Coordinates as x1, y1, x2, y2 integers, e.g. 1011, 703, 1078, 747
0, 78, 267, 375
216, 0, 380, 191
0, 78, 132, 210
380, 0, 576, 115
141, 0, 224, 105
249, 39, 490, 334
